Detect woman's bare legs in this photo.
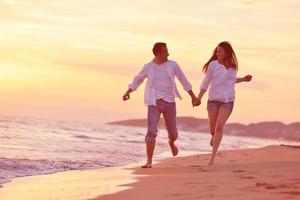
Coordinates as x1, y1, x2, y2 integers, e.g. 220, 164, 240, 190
209, 107, 232, 165
208, 111, 219, 146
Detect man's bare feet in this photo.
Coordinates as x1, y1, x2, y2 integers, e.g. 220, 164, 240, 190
141, 163, 152, 168
168, 141, 179, 156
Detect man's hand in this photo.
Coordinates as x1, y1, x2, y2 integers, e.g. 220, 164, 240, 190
123, 89, 133, 101
123, 93, 130, 101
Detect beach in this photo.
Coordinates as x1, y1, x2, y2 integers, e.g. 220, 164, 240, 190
1, 145, 299, 200
2, 116, 289, 188
93, 145, 300, 200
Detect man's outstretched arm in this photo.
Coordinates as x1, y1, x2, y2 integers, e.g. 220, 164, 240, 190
122, 65, 148, 101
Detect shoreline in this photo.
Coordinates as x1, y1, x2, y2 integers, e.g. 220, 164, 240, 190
0, 163, 141, 200
0, 145, 300, 200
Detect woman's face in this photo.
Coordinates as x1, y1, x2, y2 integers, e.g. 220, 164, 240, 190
216, 46, 226, 60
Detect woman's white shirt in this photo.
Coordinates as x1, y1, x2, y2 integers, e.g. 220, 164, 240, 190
200, 60, 237, 103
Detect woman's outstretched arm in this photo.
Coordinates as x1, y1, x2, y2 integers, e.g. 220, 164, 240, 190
236, 75, 252, 83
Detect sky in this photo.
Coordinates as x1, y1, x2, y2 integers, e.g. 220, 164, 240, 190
0, 0, 299, 124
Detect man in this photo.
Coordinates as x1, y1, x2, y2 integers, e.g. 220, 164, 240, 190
123, 42, 199, 168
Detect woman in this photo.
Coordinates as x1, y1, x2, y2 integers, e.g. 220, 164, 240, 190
196, 41, 252, 165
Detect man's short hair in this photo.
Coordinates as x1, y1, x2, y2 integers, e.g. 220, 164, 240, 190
152, 42, 167, 56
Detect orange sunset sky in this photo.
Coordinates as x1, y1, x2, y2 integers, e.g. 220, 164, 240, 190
0, 0, 299, 124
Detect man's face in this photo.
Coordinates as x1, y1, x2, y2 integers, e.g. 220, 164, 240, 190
157, 46, 169, 60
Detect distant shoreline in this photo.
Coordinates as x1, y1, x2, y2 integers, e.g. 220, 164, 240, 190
108, 116, 300, 141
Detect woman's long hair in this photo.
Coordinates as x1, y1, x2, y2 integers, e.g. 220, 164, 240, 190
202, 41, 238, 73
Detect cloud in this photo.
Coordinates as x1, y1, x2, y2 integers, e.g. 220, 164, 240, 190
56, 60, 139, 77
2, 0, 15, 4
220, 0, 283, 8
1, 0, 27, 5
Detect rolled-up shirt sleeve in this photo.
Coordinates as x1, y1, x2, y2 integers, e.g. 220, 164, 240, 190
175, 63, 192, 91
128, 65, 148, 90
200, 63, 213, 91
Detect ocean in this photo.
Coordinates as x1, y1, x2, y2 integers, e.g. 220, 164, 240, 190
0, 115, 298, 187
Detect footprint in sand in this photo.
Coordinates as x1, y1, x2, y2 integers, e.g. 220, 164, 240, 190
187, 165, 212, 172
280, 144, 300, 149
232, 169, 247, 173
256, 182, 277, 189
198, 168, 213, 172
290, 178, 300, 182
241, 153, 249, 157
189, 165, 203, 168
280, 191, 300, 195
272, 174, 284, 178
240, 176, 255, 180
256, 182, 298, 190
184, 181, 207, 186
217, 153, 224, 157
206, 185, 218, 190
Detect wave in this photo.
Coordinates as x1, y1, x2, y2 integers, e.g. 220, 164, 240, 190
0, 157, 108, 187
73, 134, 105, 141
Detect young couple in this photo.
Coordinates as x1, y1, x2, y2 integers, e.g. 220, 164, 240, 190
123, 42, 252, 167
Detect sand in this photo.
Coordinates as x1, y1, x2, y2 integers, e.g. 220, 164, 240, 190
1, 145, 299, 200
94, 145, 300, 200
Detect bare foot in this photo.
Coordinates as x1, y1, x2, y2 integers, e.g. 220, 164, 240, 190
141, 163, 152, 168
168, 141, 179, 156
208, 159, 215, 165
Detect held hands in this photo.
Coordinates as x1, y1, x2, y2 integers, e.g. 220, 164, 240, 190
188, 90, 201, 107
192, 97, 201, 107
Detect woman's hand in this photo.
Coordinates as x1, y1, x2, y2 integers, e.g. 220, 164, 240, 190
244, 75, 252, 82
